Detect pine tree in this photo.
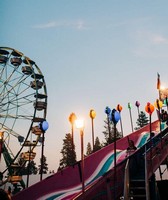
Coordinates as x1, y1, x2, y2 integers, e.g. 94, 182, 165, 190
38, 155, 48, 174
135, 111, 149, 130
86, 142, 92, 155
93, 137, 102, 152
19, 158, 38, 175
59, 133, 77, 169
103, 117, 122, 146
27, 160, 38, 175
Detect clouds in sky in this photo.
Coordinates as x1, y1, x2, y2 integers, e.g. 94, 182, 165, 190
152, 35, 168, 44
135, 30, 168, 45
132, 30, 168, 58
32, 16, 168, 59
33, 19, 87, 30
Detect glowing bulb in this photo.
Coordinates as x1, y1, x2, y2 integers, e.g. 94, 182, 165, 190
160, 85, 165, 90
75, 119, 84, 129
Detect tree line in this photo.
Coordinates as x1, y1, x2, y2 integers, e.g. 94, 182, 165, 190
58, 111, 149, 171
21, 111, 148, 174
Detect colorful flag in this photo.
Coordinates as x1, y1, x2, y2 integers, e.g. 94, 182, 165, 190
157, 73, 161, 90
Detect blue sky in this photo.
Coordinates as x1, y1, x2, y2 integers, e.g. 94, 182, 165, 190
1, 1, 168, 171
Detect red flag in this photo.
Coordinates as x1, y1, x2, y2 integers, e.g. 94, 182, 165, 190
157, 73, 161, 90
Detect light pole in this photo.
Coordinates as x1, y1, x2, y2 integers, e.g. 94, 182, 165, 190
145, 102, 155, 176
135, 101, 140, 116
116, 104, 123, 137
69, 113, 77, 150
128, 102, 134, 132
39, 120, 49, 181
145, 102, 155, 139
89, 109, 96, 150
105, 106, 111, 144
109, 109, 120, 200
135, 101, 141, 128
75, 119, 85, 194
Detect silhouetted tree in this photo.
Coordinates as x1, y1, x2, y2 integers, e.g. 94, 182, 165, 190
19, 158, 38, 175
135, 111, 149, 130
27, 160, 38, 175
59, 133, 76, 170
86, 142, 92, 155
93, 137, 102, 152
103, 118, 122, 146
38, 155, 48, 174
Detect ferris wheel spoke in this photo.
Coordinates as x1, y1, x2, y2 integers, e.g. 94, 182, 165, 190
0, 74, 31, 100
0, 114, 33, 120
1, 77, 36, 110
1, 92, 36, 108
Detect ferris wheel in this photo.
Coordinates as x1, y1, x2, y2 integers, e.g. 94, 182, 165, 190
0, 47, 48, 192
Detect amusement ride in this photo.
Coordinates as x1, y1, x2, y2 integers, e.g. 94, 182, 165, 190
0, 47, 48, 193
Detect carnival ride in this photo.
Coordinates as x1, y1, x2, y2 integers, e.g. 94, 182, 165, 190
0, 47, 48, 193
12, 119, 168, 200
1, 47, 168, 199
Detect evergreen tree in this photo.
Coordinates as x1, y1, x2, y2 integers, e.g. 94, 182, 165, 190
19, 158, 38, 175
93, 137, 102, 152
38, 155, 48, 174
86, 142, 92, 155
59, 133, 77, 169
135, 111, 149, 130
103, 117, 122, 146
27, 160, 38, 175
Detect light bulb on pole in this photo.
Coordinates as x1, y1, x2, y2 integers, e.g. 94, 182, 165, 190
128, 102, 134, 132
145, 103, 155, 138
135, 101, 141, 128
39, 120, 49, 181
75, 119, 85, 194
69, 113, 77, 150
116, 104, 123, 137
89, 109, 96, 150
109, 109, 120, 200
105, 106, 111, 144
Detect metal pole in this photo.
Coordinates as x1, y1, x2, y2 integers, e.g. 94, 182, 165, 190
40, 131, 45, 181
137, 106, 140, 116
137, 107, 142, 128
107, 117, 111, 143
69, 113, 76, 152
91, 118, 94, 150
80, 130, 85, 193
129, 108, 134, 132
72, 124, 74, 150
117, 105, 123, 137
149, 115, 152, 138
119, 116, 123, 137
149, 114, 154, 175
113, 124, 117, 200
